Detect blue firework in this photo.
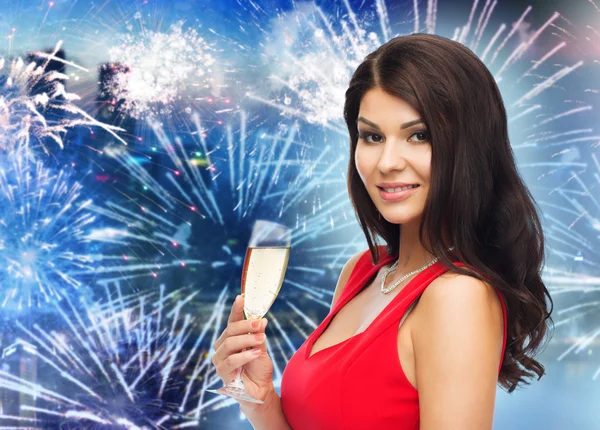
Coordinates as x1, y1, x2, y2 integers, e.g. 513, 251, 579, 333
0, 155, 98, 311
0, 283, 231, 428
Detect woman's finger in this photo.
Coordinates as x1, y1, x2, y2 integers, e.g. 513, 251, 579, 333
213, 295, 244, 351
215, 348, 263, 380
212, 332, 266, 365
213, 308, 267, 352
228, 294, 245, 324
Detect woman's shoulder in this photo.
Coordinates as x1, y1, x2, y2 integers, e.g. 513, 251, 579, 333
410, 272, 506, 427
423, 271, 502, 311
413, 271, 505, 362
428, 264, 506, 315
330, 246, 386, 309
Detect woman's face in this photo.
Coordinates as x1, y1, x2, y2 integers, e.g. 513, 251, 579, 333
355, 87, 431, 227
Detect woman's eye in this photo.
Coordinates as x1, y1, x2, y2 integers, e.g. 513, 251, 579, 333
359, 132, 384, 144
410, 130, 430, 143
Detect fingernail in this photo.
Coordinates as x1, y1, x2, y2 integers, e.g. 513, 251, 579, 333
253, 348, 262, 355
235, 295, 242, 303
252, 320, 259, 329
255, 333, 265, 341
263, 318, 268, 328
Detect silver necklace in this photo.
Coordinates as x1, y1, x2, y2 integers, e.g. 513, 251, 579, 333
381, 246, 455, 294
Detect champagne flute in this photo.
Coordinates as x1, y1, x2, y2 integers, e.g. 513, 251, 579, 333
207, 220, 291, 404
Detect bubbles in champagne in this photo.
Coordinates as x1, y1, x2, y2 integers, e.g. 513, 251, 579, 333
242, 247, 290, 319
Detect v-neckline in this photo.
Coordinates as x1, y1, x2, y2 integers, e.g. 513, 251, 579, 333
305, 252, 401, 360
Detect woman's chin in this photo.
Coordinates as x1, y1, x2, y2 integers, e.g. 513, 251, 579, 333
380, 214, 421, 226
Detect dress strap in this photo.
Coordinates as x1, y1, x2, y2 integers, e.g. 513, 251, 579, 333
332, 247, 394, 313
376, 261, 451, 334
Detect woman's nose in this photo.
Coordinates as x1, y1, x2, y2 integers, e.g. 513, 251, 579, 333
377, 140, 407, 174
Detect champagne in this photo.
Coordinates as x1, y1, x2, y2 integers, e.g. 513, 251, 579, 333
206, 221, 291, 405
241, 246, 290, 320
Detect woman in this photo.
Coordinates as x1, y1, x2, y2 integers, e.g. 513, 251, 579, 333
211, 33, 553, 429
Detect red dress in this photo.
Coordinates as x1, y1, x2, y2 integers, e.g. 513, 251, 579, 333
280, 246, 508, 430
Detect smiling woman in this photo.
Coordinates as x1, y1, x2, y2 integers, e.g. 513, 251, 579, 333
225, 33, 553, 430
345, 29, 552, 366
354, 88, 432, 222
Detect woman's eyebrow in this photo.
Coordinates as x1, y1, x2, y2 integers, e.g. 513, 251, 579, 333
400, 118, 425, 129
357, 116, 381, 130
357, 116, 425, 130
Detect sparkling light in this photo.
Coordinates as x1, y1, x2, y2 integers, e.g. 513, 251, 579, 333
0, 284, 232, 427
0, 42, 124, 159
106, 21, 219, 119
0, 155, 101, 310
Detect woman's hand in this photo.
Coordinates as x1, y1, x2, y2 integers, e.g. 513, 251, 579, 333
212, 295, 274, 408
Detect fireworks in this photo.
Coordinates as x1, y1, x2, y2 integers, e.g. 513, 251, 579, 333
249, 2, 384, 133
0, 151, 174, 312
106, 21, 221, 119
100, 111, 361, 275
93, 113, 363, 392
0, 155, 99, 311
248, 0, 589, 141
0, 42, 124, 159
0, 0, 597, 427
0, 284, 230, 428
541, 151, 600, 376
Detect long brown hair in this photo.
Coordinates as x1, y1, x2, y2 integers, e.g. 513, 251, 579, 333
344, 33, 553, 392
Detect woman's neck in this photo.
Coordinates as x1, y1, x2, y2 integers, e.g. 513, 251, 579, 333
395, 222, 436, 274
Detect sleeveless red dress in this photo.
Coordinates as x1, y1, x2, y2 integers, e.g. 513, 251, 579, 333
280, 246, 508, 430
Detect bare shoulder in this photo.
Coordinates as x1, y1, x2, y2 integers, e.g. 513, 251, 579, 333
421, 271, 503, 314
411, 271, 505, 429
330, 250, 366, 310
415, 271, 504, 339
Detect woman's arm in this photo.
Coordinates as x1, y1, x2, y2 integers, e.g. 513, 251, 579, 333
239, 383, 292, 430
412, 273, 505, 430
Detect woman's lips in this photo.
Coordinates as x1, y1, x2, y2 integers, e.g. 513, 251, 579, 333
377, 185, 419, 201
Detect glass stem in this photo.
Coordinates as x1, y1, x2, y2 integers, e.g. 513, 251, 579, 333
229, 365, 245, 389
